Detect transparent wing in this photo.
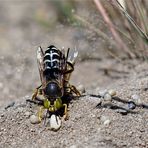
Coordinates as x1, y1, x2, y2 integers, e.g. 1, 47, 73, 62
64, 47, 79, 82
60, 47, 66, 57
36, 46, 45, 87
67, 47, 78, 65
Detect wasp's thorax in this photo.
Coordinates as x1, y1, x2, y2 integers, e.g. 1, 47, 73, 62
42, 45, 66, 103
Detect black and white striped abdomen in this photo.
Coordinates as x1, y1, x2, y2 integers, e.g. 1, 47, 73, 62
43, 45, 61, 75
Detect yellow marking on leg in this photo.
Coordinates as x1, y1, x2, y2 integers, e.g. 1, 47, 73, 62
71, 85, 81, 96
63, 104, 68, 120
38, 106, 44, 122
32, 88, 38, 100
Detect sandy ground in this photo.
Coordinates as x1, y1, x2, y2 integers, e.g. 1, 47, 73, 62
0, 60, 148, 148
0, 1, 148, 148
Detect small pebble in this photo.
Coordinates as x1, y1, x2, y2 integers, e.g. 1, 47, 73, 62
104, 93, 112, 102
128, 101, 136, 110
24, 111, 31, 118
130, 94, 142, 105
77, 84, 85, 94
30, 128, 35, 132
89, 96, 102, 103
100, 116, 111, 126
103, 119, 111, 126
136, 99, 142, 105
30, 115, 40, 124
17, 107, 24, 113
0, 127, 6, 131
49, 114, 61, 131
1, 114, 4, 117
69, 145, 77, 148
116, 109, 128, 115
98, 89, 108, 97
131, 94, 140, 100
100, 115, 109, 122
108, 89, 116, 97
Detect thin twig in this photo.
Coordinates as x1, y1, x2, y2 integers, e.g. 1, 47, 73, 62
74, 14, 116, 45
93, 0, 135, 58
74, 14, 129, 65
116, 0, 148, 44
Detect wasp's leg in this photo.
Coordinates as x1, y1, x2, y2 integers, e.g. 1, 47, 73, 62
70, 85, 81, 96
63, 104, 69, 120
38, 106, 44, 122
32, 88, 39, 100
32, 87, 42, 100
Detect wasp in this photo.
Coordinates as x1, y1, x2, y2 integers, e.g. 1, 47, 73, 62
31, 45, 81, 122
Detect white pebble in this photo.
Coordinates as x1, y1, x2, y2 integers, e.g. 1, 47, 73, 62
100, 115, 108, 122
50, 114, 61, 131
77, 84, 85, 94
88, 96, 102, 103
134, 98, 142, 105
95, 87, 100, 95
69, 145, 77, 148
131, 94, 140, 100
131, 94, 142, 105
108, 89, 116, 96
100, 115, 111, 126
17, 107, 24, 113
30, 115, 40, 124
24, 111, 31, 118
98, 89, 108, 97
103, 119, 111, 126
104, 93, 112, 102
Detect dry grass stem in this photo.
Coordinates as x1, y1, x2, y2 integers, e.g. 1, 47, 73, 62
116, 0, 148, 44
93, 0, 135, 58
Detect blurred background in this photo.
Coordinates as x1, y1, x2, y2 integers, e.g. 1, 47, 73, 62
0, 0, 147, 105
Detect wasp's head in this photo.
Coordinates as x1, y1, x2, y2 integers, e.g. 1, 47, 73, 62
44, 82, 63, 103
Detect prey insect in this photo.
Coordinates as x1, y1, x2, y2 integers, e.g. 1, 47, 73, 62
31, 45, 80, 123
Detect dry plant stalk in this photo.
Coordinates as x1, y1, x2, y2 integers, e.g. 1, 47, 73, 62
116, 0, 148, 44
93, 0, 135, 58
73, 14, 116, 46
74, 14, 126, 64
